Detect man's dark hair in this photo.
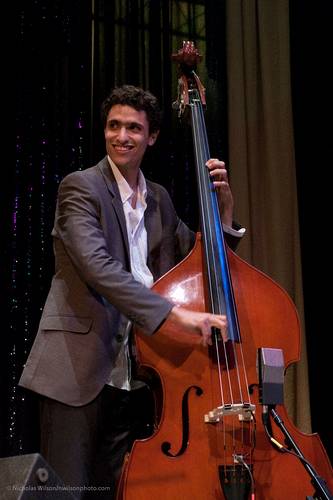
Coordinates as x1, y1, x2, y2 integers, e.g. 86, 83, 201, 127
101, 85, 162, 133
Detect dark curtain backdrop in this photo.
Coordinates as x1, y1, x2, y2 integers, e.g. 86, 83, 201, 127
4, 0, 227, 459
3, 0, 332, 463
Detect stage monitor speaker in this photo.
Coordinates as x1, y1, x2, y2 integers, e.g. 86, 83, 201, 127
0, 453, 75, 499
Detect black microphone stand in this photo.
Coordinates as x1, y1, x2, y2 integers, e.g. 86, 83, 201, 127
266, 405, 333, 500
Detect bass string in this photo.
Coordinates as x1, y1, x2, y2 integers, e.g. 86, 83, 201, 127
190, 94, 255, 462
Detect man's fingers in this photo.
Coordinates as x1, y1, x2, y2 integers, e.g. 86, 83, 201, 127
200, 314, 228, 346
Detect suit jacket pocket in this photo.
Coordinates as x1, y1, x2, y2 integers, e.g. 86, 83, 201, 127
40, 315, 93, 334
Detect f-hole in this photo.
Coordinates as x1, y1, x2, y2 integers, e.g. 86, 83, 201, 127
161, 385, 203, 457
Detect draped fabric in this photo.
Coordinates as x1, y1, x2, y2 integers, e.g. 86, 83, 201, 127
4, 0, 93, 457
4, 0, 332, 462
225, 0, 310, 432
225, 1, 332, 460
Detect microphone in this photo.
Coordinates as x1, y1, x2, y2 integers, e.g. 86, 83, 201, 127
257, 347, 284, 407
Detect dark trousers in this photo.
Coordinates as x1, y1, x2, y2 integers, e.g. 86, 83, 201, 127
40, 385, 154, 499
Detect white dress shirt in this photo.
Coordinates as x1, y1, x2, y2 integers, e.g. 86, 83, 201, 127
107, 157, 153, 390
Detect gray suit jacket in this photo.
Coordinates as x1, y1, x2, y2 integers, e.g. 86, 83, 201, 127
19, 158, 195, 406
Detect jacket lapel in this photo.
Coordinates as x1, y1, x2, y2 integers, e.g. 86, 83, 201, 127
98, 158, 130, 257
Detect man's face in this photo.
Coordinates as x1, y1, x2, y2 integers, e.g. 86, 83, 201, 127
104, 104, 158, 171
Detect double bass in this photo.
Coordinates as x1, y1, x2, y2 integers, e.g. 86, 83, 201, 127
118, 42, 333, 499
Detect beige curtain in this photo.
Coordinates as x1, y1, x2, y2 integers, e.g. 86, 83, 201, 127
225, 0, 311, 432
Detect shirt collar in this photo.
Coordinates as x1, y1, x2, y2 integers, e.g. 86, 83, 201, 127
107, 156, 147, 205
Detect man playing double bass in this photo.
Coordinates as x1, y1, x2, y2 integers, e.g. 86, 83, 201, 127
19, 84, 244, 498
